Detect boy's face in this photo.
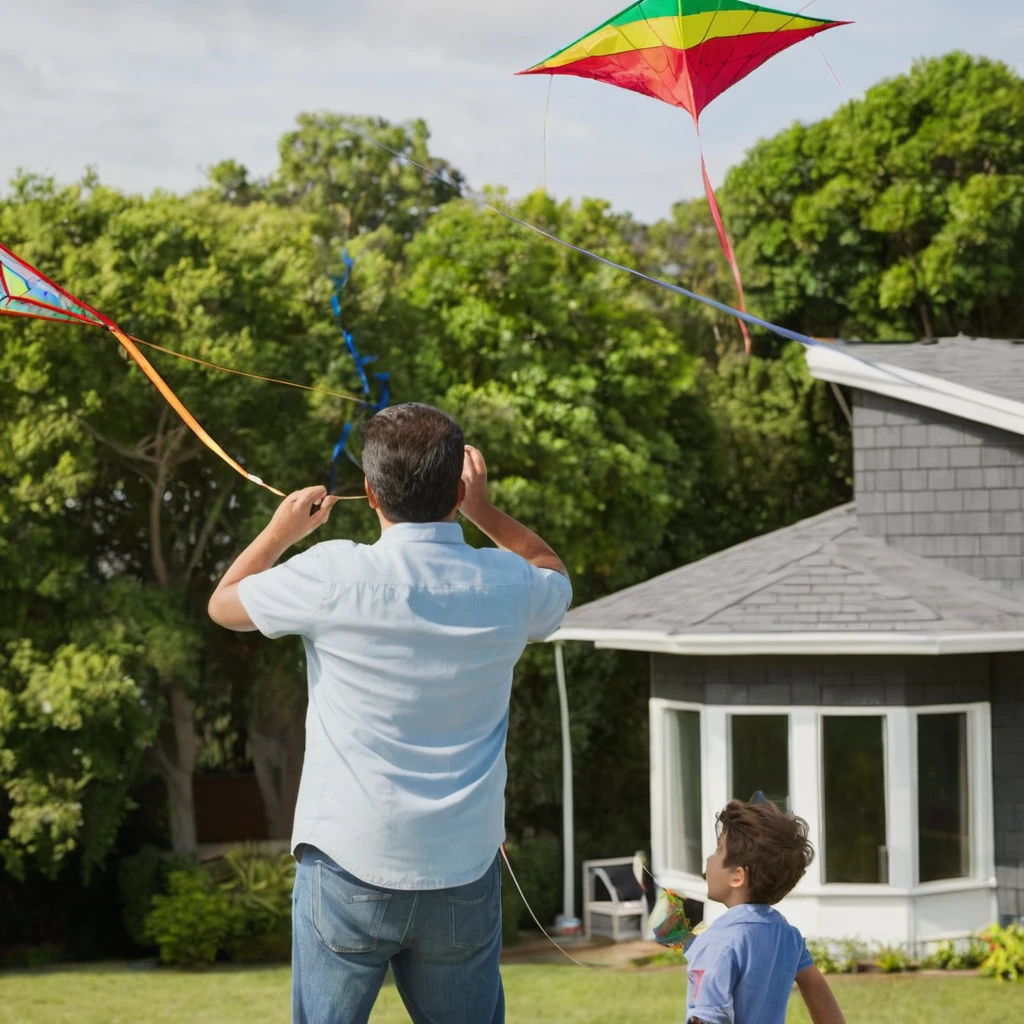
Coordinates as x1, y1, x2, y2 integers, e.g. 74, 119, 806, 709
705, 829, 746, 906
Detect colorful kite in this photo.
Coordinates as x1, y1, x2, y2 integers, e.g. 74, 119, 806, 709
0, 242, 355, 499
650, 887, 694, 950
519, 1, 850, 353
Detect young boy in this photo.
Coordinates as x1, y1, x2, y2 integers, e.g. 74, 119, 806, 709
685, 798, 846, 1024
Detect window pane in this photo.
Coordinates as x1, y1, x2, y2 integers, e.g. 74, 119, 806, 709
918, 713, 971, 882
823, 716, 888, 883
666, 711, 703, 876
731, 715, 789, 811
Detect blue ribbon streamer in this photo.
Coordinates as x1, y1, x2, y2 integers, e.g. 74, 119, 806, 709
328, 250, 391, 492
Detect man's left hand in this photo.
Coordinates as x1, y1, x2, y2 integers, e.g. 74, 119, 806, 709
266, 486, 341, 550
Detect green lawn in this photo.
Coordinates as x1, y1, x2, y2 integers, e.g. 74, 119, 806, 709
0, 964, 1021, 1024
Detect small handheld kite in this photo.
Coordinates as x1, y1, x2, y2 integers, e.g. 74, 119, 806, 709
634, 850, 694, 950
326, 251, 390, 493
650, 887, 694, 949
519, 1, 850, 353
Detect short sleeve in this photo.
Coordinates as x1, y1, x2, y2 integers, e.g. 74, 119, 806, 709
687, 945, 739, 1024
238, 546, 326, 639
797, 937, 814, 973
527, 567, 572, 642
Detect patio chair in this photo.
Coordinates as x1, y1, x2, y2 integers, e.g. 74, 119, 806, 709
581, 857, 649, 942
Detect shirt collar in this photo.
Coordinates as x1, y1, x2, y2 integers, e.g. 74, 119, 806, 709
375, 522, 467, 547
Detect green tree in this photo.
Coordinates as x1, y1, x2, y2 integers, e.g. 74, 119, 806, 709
724, 52, 1024, 341
269, 113, 463, 246
0, 172, 352, 859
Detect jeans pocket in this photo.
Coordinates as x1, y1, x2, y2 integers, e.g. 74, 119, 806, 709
312, 859, 391, 954
448, 861, 501, 950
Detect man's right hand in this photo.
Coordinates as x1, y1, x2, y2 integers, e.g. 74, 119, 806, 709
457, 444, 567, 577
460, 445, 491, 524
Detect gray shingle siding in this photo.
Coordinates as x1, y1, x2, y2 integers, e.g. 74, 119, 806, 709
854, 391, 1024, 597
650, 653, 990, 707
993, 653, 1024, 921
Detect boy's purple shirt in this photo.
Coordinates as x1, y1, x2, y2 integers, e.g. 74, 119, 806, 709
685, 903, 813, 1024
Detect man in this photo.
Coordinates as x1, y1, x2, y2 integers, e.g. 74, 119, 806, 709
208, 403, 572, 1024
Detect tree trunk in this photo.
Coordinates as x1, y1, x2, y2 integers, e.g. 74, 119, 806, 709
155, 684, 199, 855
919, 301, 935, 341
251, 718, 305, 841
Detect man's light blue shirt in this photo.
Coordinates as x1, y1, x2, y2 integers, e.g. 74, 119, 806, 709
685, 904, 813, 1024
238, 521, 572, 890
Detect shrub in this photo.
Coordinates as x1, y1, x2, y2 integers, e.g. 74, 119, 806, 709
980, 923, 1024, 981
118, 846, 195, 949
212, 846, 295, 963
921, 938, 990, 970
500, 834, 562, 946
838, 938, 873, 973
876, 943, 917, 974
806, 939, 841, 975
144, 867, 239, 967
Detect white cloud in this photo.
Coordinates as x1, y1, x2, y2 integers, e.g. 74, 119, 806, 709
3, 1, 1022, 221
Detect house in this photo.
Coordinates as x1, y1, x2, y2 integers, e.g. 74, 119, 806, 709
550, 337, 1024, 948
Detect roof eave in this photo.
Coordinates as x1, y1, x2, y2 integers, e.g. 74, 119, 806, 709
806, 344, 1024, 437
547, 628, 1024, 656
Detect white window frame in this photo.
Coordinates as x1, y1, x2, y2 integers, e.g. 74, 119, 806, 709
726, 709, 793, 811
650, 698, 708, 900
650, 699, 994, 901
910, 703, 994, 891
817, 706, 894, 889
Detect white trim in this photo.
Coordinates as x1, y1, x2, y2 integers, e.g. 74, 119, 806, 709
805, 343, 1024, 438
790, 708, 821, 891
817, 708, 892, 886
780, 878, 997, 899
549, 628, 1024, 655
649, 701, 995, 910
651, 699, 708, 882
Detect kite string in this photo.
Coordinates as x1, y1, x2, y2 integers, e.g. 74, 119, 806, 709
342, 125, 923, 391
499, 844, 594, 969
814, 37, 844, 91
128, 335, 363, 403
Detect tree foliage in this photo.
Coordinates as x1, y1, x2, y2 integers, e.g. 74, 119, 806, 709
724, 52, 1024, 341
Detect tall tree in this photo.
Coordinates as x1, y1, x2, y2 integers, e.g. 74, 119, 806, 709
270, 114, 463, 247
723, 52, 1024, 341
0, 173, 347, 856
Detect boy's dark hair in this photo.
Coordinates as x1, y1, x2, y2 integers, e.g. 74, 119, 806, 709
361, 403, 465, 524
716, 800, 814, 905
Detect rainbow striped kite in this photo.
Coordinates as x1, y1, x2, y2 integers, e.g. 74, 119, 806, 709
519, 1, 850, 352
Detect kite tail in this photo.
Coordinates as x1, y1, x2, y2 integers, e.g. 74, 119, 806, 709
696, 132, 752, 356
109, 326, 286, 498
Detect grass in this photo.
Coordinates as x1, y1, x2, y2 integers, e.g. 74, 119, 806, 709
0, 963, 1021, 1024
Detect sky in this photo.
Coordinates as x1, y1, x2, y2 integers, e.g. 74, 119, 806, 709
3, 1, 1023, 224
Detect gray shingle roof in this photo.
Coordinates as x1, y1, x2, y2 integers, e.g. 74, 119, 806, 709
834, 337, 1024, 407
561, 504, 1024, 636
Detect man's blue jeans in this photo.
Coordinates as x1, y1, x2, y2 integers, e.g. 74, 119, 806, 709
292, 846, 505, 1024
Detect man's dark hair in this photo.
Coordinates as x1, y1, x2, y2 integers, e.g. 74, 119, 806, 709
716, 800, 815, 905
361, 403, 465, 523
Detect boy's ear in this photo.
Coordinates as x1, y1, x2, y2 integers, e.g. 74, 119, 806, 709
728, 864, 747, 891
